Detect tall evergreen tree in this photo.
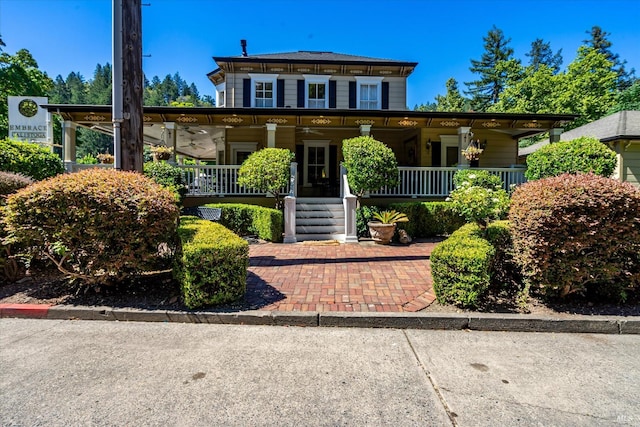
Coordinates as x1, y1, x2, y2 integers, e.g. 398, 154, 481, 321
526, 38, 563, 73
86, 63, 112, 105
583, 26, 635, 90
465, 26, 517, 111
435, 78, 466, 111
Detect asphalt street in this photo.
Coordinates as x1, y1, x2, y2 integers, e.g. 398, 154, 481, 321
1, 318, 639, 426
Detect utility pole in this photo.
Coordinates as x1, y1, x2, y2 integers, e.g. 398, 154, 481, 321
112, 0, 143, 172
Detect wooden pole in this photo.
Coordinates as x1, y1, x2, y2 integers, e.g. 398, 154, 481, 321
120, 0, 143, 172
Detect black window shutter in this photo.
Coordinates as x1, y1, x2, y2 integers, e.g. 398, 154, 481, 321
348, 81, 356, 109
277, 79, 285, 108
329, 80, 337, 108
381, 82, 389, 110
297, 80, 305, 108
243, 78, 251, 107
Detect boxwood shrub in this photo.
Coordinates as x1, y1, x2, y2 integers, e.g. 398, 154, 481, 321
143, 161, 187, 204
431, 223, 495, 308
525, 136, 617, 181
3, 168, 180, 285
205, 203, 283, 242
175, 216, 249, 309
510, 173, 640, 301
388, 201, 465, 237
0, 138, 64, 180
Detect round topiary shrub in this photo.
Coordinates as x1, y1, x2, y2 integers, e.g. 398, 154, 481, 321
342, 136, 399, 199
509, 173, 640, 301
525, 136, 617, 181
3, 168, 180, 286
0, 138, 65, 180
237, 148, 294, 209
143, 161, 187, 204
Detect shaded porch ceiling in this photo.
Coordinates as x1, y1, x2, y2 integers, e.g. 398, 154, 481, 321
44, 104, 578, 159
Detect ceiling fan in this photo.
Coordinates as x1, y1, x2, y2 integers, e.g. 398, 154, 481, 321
181, 139, 207, 150
297, 127, 324, 135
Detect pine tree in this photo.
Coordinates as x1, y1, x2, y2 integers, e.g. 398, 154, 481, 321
583, 26, 636, 90
465, 26, 516, 111
435, 78, 466, 111
526, 39, 563, 72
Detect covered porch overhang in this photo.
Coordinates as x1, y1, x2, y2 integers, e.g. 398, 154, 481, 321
43, 104, 577, 163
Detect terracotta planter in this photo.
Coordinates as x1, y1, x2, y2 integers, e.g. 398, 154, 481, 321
367, 222, 396, 245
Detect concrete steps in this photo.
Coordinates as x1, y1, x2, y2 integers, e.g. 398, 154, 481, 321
295, 198, 344, 241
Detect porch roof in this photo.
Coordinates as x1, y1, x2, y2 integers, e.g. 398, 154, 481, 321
43, 104, 577, 140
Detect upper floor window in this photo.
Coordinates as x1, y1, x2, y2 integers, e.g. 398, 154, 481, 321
303, 75, 330, 109
249, 74, 278, 108
216, 82, 226, 107
355, 76, 383, 110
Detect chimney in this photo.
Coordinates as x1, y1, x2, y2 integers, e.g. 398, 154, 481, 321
241, 39, 248, 57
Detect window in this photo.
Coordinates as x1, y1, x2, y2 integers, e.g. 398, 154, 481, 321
255, 81, 273, 108
308, 83, 326, 108
249, 74, 278, 108
355, 77, 383, 110
360, 84, 378, 109
303, 75, 330, 109
216, 83, 225, 107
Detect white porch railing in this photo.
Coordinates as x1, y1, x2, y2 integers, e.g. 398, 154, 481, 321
178, 165, 267, 196
369, 167, 527, 197
70, 163, 113, 172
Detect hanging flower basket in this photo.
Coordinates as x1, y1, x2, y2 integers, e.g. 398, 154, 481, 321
97, 153, 114, 164
151, 145, 173, 161
461, 145, 483, 161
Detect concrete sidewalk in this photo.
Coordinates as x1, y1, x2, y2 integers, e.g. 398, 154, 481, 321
2, 318, 639, 426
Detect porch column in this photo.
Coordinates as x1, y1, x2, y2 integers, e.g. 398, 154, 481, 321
549, 128, 563, 143
163, 122, 177, 163
63, 121, 77, 172
359, 125, 371, 136
283, 161, 297, 243
266, 123, 277, 148
457, 126, 471, 167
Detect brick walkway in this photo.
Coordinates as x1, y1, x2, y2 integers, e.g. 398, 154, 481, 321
245, 239, 440, 312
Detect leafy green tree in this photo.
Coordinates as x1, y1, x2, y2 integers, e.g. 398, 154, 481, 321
342, 136, 399, 202
608, 80, 640, 113
490, 64, 559, 113
526, 38, 563, 73
435, 78, 466, 111
583, 26, 636, 90
0, 48, 53, 138
555, 46, 618, 128
86, 63, 112, 105
237, 148, 294, 209
413, 102, 437, 111
465, 26, 517, 111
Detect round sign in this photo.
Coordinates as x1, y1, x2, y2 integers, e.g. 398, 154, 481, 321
18, 99, 39, 118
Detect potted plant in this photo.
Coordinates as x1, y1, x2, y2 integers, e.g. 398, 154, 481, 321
367, 210, 409, 244
151, 145, 173, 161
97, 153, 114, 164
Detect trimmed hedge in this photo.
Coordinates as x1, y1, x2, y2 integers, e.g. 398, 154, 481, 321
205, 203, 283, 242
510, 173, 640, 301
431, 223, 495, 308
175, 216, 249, 309
0, 138, 64, 180
525, 136, 617, 181
3, 168, 180, 285
388, 202, 465, 237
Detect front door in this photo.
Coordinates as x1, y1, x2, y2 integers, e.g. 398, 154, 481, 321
298, 141, 337, 197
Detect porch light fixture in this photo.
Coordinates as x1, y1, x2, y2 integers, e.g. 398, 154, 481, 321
426, 139, 431, 150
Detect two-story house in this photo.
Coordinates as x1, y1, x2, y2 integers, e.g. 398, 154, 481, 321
46, 42, 576, 199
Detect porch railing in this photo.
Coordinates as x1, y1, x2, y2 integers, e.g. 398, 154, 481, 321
178, 165, 263, 196
369, 167, 526, 197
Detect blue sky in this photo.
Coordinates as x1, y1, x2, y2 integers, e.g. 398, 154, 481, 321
2, 0, 639, 108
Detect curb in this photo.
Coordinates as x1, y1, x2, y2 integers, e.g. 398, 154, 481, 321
1, 303, 638, 334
